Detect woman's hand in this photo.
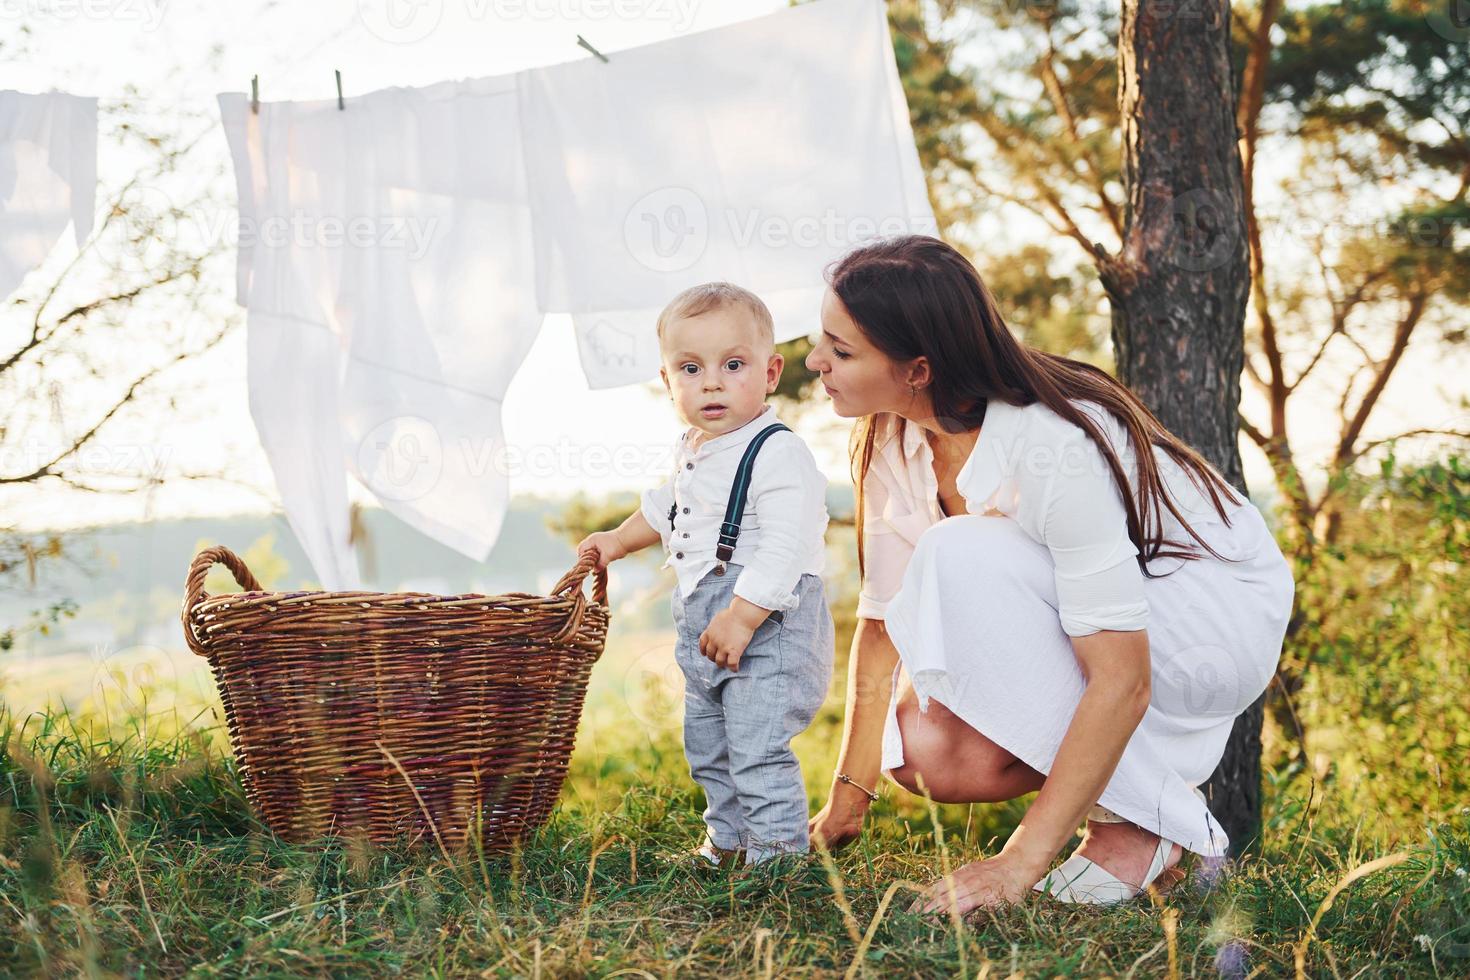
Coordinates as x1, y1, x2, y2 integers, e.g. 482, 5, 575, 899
808, 778, 874, 853
907, 854, 1040, 918
576, 530, 628, 570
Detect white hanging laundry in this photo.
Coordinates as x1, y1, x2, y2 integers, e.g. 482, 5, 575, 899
0, 91, 98, 299
218, 94, 362, 590
218, 75, 541, 589
216, 0, 936, 584
517, 0, 936, 388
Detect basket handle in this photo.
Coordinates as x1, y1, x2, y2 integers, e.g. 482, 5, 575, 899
180, 545, 263, 656
548, 550, 609, 644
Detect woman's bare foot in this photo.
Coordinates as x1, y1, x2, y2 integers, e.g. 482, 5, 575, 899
1066, 819, 1184, 891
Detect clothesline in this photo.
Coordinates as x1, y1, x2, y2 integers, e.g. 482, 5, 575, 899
233, 32, 615, 135
242, 31, 613, 114
2, 0, 936, 590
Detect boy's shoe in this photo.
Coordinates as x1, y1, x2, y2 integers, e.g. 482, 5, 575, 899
691, 837, 745, 870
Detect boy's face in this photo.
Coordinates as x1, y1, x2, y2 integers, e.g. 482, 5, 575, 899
659, 306, 783, 439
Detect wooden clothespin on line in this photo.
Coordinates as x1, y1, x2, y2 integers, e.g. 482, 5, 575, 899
576, 35, 609, 63
247, 71, 345, 112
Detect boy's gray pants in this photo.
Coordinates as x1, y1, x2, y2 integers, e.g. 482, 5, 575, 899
670, 562, 834, 865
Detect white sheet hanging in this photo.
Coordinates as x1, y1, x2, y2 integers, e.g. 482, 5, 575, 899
218, 75, 542, 589
518, 0, 936, 388
216, 0, 937, 585
0, 91, 98, 299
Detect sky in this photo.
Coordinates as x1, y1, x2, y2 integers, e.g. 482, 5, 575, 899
1, 0, 1464, 535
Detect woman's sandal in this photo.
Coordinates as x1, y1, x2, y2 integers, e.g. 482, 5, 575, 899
1032, 802, 1186, 905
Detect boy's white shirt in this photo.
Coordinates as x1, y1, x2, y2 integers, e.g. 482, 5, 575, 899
640, 403, 828, 613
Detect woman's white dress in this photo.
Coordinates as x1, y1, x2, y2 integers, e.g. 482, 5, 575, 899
857, 399, 1295, 857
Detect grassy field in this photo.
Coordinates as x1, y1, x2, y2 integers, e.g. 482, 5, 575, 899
2, 662, 1466, 978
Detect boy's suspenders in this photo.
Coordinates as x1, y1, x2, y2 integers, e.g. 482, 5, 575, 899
714, 422, 791, 573
667, 421, 792, 617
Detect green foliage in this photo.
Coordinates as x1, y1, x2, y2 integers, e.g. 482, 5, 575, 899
193, 531, 292, 593
0, 599, 77, 653
885, 1, 1118, 361
1273, 454, 1469, 831
887, 0, 989, 229
979, 243, 1110, 363
1268, 0, 1470, 182
545, 491, 644, 546
772, 335, 819, 407
0, 534, 76, 653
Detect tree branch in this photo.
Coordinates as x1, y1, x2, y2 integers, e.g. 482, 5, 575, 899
1238, 412, 1269, 448
1353, 427, 1470, 458
1033, 181, 1109, 264
1287, 265, 1390, 394
1244, 354, 1268, 391
1036, 17, 1123, 238
0, 323, 233, 485
1, 278, 172, 376
1235, 0, 1287, 442
1334, 291, 1427, 465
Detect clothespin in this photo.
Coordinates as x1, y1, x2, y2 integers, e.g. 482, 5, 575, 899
576, 35, 609, 63
335, 69, 344, 110
250, 75, 259, 114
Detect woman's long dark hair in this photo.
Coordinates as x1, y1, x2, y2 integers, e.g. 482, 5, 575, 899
831, 235, 1245, 581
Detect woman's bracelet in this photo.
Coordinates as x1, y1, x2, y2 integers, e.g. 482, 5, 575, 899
835, 772, 880, 802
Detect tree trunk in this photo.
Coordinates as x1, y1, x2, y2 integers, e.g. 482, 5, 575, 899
1099, 0, 1260, 855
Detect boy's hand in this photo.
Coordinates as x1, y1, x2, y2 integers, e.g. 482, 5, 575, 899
577, 530, 629, 570
699, 598, 771, 672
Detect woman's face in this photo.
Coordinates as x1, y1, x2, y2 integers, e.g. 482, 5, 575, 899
805, 287, 919, 419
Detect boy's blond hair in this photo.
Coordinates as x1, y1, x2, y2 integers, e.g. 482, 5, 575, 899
656, 282, 776, 352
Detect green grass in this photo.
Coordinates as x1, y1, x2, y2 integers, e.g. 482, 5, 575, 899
8, 457, 1463, 975
1, 702, 1466, 979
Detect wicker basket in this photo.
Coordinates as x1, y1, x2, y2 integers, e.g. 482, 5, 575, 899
180, 544, 608, 852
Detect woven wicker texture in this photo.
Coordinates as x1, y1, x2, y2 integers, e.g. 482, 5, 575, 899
180, 545, 609, 852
